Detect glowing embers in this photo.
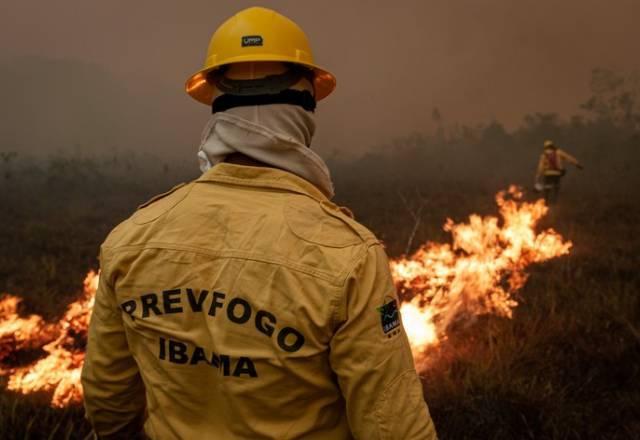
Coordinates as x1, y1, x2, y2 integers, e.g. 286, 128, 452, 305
391, 186, 571, 358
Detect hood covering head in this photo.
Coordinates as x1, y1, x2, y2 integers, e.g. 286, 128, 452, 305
197, 104, 335, 198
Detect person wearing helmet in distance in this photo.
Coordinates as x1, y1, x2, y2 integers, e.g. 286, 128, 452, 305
81, 6, 437, 440
534, 140, 583, 204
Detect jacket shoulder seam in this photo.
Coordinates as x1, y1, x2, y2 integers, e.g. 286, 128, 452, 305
136, 182, 188, 210
318, 202, 380, 246
329, 241, 382, 327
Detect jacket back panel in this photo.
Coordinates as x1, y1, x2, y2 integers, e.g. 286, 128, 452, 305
100, 172, 370, 439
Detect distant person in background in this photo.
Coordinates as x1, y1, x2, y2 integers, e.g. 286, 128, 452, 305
81, 6, 436, 440
535, 140, 583, 204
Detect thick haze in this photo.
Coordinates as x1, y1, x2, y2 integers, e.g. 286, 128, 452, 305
1, 0, 639, 159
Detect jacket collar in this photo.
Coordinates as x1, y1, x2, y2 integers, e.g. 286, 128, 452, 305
196, 163, 331, 203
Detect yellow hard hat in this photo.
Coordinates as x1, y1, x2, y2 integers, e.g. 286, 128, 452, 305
543, 140, 555, 149
185, 7, 336, 105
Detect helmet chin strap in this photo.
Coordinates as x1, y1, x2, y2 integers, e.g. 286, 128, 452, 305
212, 89, 316, 114
209, 65, 313, 96
209, 63, 316, 113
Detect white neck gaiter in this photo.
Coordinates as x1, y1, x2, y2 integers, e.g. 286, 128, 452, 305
197, 104, 335, 198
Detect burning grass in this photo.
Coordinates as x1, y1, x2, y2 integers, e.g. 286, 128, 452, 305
391, 186, 571, 361
1, 186, 572, 410
0, 272, 96, 408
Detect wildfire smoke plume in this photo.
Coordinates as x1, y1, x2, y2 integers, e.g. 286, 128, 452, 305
0, 187, 571, 407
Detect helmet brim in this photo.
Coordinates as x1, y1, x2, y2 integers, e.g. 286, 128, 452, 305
185, 58, 336, 105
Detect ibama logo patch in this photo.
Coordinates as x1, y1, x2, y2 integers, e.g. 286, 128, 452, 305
377, 297, 401, 336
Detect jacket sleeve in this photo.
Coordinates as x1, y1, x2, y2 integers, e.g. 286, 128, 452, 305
536, 154, 546, 178
81, 251, 146, 439
329, 244, 437, 440
559, 149, 580, 166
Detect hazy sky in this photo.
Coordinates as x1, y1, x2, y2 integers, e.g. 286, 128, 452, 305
1, 0, 639, 159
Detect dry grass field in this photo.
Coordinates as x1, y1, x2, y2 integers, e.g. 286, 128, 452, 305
0, 148, 637, 439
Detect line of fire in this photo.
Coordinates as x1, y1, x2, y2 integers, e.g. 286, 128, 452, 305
0, 185, 571, 408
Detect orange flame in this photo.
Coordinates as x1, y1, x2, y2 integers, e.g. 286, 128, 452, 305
391, 186, 571, 360
0, 187, 571, 406
0, 271, 98, 407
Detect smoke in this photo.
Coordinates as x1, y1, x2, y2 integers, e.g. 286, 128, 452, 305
0, 56, 200, 158
1, 1, 639, 161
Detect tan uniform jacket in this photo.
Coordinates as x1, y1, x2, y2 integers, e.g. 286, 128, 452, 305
536, 148, 580, 177
81, 163, 436, 440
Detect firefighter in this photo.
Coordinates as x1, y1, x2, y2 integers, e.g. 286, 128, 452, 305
535, 140, 583, 203
81, 6, 437, 440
